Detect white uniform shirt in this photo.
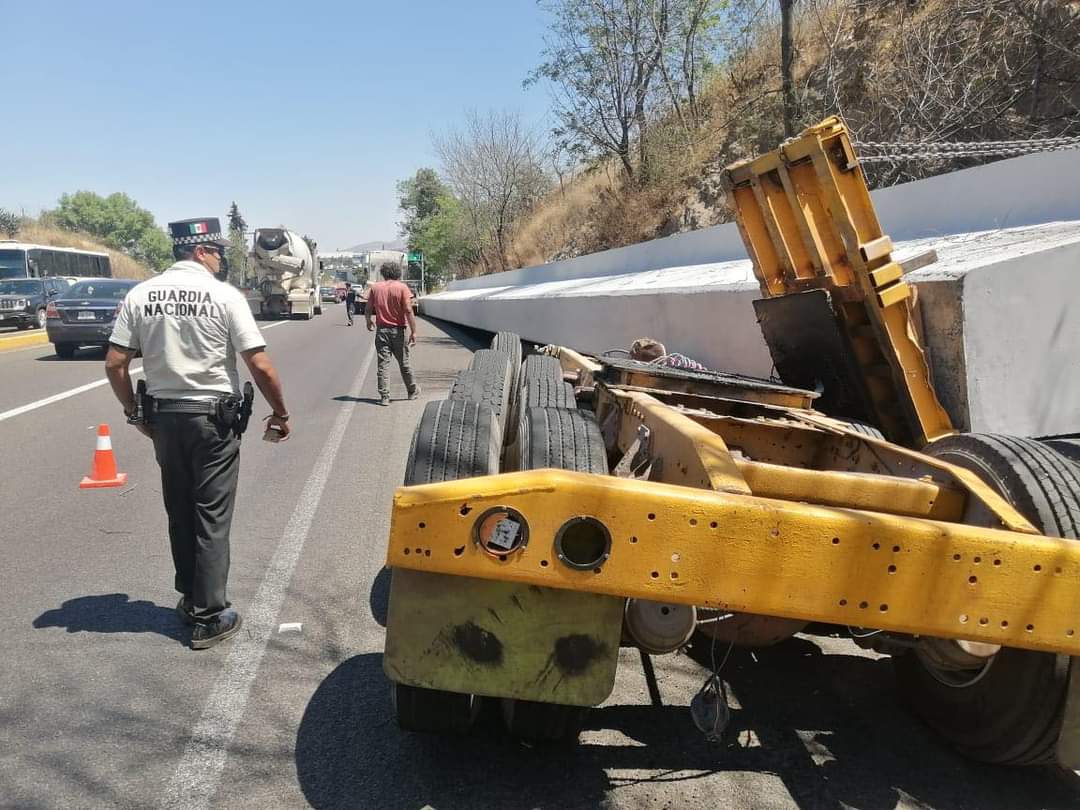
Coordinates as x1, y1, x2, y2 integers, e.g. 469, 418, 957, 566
110, 261, 265, 399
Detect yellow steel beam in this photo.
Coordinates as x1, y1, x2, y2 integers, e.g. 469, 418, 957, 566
733, 457, 966, 521
603, 389, 751, 495
387, 470, 1080, 656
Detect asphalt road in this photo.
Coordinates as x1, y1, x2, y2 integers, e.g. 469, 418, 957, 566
1, 306, 1078, 810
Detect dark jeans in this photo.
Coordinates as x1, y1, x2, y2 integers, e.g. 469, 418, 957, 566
375, 325, 416, 399
346, 299, 355, 324
151, 413, 241, 620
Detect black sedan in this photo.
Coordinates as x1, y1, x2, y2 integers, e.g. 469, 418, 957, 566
47, 279, 138, 358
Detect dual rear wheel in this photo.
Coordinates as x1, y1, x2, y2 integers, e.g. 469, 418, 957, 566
894, 433, 1080, 765
394, 333, 605, 741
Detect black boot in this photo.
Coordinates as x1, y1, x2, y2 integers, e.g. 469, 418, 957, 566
176, 596, 196, 626
191, 608, 243, 650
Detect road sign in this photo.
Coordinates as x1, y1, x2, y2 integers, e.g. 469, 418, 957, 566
407, 251, 422, 263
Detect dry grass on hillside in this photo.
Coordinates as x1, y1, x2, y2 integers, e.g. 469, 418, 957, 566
16, 223, 153, 280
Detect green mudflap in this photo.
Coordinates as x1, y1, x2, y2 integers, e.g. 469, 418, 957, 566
383, 569, 624, 707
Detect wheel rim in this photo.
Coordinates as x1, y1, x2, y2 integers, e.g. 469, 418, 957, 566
37, 309, 46, 328
916, 641, 997, 688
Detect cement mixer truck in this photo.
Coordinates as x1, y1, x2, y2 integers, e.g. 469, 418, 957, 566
246, 228, 322, 320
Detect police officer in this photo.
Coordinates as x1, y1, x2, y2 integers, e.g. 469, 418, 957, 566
104, 217, 291, 650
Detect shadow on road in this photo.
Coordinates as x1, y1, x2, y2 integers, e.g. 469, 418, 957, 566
295, 637, 1080, 810
32, 593, 187, 643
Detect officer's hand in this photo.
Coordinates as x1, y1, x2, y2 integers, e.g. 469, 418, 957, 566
263, 414, 291, 442
408, 331, 417, 346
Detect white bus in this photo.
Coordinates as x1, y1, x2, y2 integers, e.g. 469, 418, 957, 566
0, 241, 112, 281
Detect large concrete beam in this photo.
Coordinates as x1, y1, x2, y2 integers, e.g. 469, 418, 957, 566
425, 151, 1080, 437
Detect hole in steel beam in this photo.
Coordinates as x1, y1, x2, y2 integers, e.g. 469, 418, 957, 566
453, 546, 465, 557
554, 517, 612, 571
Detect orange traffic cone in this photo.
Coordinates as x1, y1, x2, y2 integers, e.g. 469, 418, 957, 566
79, 424, 128, 489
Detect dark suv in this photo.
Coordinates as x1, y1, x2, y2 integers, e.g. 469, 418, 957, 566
0, 277, 68, 331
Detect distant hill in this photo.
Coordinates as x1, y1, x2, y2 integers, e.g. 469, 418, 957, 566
342, 238, 407, 253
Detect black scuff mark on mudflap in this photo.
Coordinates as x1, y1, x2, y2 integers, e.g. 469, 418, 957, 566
555, 634, 607, 676
510, 594, 525, 612
487, 608, 503, 625
452, 621, 504, 665
532, 634, 609, 694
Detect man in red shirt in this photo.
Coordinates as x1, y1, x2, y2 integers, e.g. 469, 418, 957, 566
365, 262, 420, 406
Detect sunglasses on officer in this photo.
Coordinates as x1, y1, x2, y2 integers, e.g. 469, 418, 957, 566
198, 244, 226, 259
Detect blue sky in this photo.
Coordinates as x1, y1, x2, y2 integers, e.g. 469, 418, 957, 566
4, 1, 551, 250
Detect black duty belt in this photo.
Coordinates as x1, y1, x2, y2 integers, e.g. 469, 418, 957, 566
153, 399, 220, 415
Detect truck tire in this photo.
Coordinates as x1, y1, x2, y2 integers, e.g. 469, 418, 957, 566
392, 683, 479, 735
521, 354, 563, 388
394, 399, 502, 734
501, 406, 608, 742
404, 399, 501, 486
1044, 438, 1080, 467
893, 433, 1080, 765
837, 418, 884, 439
452, 349, 511, 433
515, 407, 607, 476
491, 332, 523, 435
500, 698, 590, 744
522, 378, 576, 410
490, 332, 522, 387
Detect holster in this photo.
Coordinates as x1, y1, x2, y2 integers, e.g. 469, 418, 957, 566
215, 383, 254, 438
128, 380, 154, 426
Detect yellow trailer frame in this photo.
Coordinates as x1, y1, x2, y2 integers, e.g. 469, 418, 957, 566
383, 118, 1080, 763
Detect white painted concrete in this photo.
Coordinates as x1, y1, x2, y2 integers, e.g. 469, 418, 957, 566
425, 149, 1080, 437
445, 149, 1080, 293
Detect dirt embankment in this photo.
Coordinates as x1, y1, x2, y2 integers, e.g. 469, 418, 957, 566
15, 223, 154, 280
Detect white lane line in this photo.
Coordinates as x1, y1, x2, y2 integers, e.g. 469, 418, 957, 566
260, 321, 289, 331
161, 342, 376, 810
0, 319, 297, 424
0, 365, 143, 424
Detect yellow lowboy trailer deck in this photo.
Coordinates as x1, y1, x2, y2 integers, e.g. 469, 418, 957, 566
382, 119, 1080, 767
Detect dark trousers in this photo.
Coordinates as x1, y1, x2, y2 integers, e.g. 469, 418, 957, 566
151, 413, 241, 620
346, 300, 355, 324
376, 326, 416, 398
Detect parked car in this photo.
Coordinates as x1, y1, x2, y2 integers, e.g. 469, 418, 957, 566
46, 278, 138, 358
320, 286, 339, 303
0, 277, 69, 331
